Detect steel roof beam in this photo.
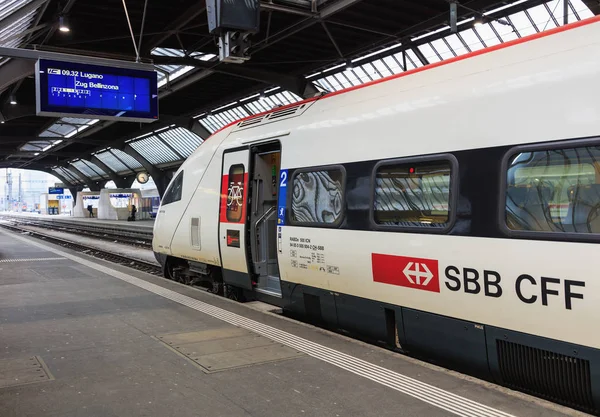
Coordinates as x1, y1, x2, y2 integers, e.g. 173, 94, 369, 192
66, 163, 104, 191
151, 55, 318, 98
0, 60, 34, 98
66, 164, 92, 185
319, 0, 363, 18
186, 119, 211, 139
143, 5, 207, 54
583, 0, 600, 14
47, 170, 76, 187
0, 46, 154, 71
0, 0, 49, 33
260, 2, 316, 17
121, 144, 168, 197
90, 156, 129, 189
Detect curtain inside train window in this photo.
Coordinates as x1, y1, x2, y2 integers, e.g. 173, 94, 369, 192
374, 160, 452, 228
291, 168, 344, 225
506, 145, 600, 234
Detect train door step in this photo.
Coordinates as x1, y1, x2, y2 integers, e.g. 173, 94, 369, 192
255, 275, 282, 297
156, 327, 303, 373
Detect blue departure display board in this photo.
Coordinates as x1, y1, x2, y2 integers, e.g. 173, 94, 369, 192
36, 59, 159, 123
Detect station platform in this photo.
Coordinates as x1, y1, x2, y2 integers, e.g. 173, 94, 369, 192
0, 228, 585, 417
1, 212, 154, 232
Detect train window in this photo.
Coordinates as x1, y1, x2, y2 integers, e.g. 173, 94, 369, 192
226, 165, 245, 223
290, 167, 345, 226
162, 171, 183, 205
373, 158, 454, 230
504, 144, 600, 234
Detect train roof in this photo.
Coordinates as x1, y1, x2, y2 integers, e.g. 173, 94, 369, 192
208, 14, 600, 142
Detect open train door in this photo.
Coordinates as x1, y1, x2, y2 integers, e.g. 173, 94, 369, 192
219, 149, 252, 292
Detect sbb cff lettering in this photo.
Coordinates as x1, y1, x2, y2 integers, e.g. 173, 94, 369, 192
444, 267, 502, 297
515, 274, 584, 310
444, 266, 585, 310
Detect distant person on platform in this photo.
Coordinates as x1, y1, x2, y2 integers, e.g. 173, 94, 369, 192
87, 204, 94, 218
129, 205, 137, 222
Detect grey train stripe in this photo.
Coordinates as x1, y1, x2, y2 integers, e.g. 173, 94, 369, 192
3, 229, 517, 417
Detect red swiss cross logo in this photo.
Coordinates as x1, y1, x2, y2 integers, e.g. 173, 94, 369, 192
372, 254, 440, 293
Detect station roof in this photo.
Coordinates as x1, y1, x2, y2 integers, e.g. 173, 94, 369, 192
0, 0, 598, 191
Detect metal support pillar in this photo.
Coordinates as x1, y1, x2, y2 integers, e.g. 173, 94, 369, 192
187, 119, 212, 139
564, 0, 569, 25
69, 187, 79, 208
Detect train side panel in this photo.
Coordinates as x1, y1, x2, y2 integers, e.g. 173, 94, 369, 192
277, 227, 599, 349
168, 145, 226, 266
153, 127, 231, 259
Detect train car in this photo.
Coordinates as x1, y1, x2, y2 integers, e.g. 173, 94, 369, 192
153, 16, 600, 413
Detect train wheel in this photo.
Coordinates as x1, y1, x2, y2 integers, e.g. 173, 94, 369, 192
209, 281, 224, 296
164, 257, 184, 281
224, 285, 244, 302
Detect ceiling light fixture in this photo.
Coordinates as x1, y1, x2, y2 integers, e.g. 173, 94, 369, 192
9, 95, 17, 105
345, 59, 353, 70
59, 15, 70, 33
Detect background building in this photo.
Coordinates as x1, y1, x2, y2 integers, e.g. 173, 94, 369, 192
0, 169, 65, 212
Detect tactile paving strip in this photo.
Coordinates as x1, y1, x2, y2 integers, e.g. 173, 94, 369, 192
157, 327, 304, 373
0, 356, 53, 389
0, 258, 65, 263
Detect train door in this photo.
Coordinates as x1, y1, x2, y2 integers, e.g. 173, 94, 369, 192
248, 142, 282, 297
219, 143, 283, 297
219, 149, 252, 290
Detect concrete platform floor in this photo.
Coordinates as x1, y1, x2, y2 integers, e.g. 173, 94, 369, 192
0, 229, 589, 417
3, 212, 155, 232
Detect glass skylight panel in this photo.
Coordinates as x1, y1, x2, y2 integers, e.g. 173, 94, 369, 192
527, 4, 558, 31
95, 151, 130, 173
130, 136, 179, 165
282, 91, 301, 102
71, 161, 103, 179
332, 73, 353, 89
473, 24, 502, 47
405, 49, 424, 67
53, 168, 78, 183
371, 60, 393, 78
508, 11, 538, 36
199, 116, 222, 133
444, 34, 469, 56
457, 29, 486, 52
429, 39, 455, 60
152, 47, 217, 88
0, 9, 36, 48
492, 21, 519, 42
158, 128, 203, 157
353, 65, 374, 82
245, 101, 263, 114
343, 69, 361, 85
112, 149, 142, 170
81, 160, 107, 177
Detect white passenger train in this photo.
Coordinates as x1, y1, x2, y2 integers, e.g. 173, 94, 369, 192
153, 16, 600, 413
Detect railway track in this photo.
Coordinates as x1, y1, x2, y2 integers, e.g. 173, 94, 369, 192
0, 215, 152, 247
0, 220, 161, 276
